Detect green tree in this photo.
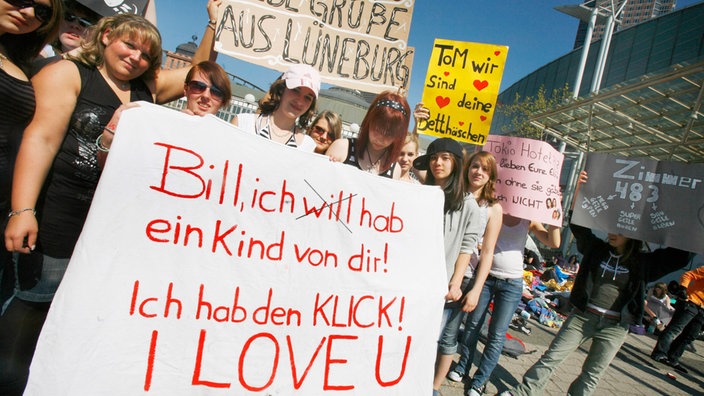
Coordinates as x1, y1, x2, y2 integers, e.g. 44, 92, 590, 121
498, 84, 572, 139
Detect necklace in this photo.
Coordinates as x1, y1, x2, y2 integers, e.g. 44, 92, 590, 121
364, 146, 386, 173
267, 115, 295, 138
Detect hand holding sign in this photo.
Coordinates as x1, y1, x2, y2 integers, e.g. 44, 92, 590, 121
419, 39, 508, 145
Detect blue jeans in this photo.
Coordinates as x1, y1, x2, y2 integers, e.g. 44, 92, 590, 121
437, 277, 472, 355
652, 300, 704, 363
511, 309, 628, 396
455, 275, 523, 389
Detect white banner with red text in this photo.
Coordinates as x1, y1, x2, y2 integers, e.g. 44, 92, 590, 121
25, 103, 446, 395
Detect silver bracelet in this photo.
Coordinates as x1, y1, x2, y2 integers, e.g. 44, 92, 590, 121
8, 208, 36, 218
96, 134, 110, 152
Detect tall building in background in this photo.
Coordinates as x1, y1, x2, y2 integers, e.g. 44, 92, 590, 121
573, 0, 676, 48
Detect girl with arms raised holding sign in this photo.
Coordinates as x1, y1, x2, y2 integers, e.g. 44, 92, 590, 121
411, 138, 483, 396
500, 170, 689, 396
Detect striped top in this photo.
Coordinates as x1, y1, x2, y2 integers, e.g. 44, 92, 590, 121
0, 68, 35, 214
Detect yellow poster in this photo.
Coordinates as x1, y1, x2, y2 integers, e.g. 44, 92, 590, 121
418, 39, 508, 145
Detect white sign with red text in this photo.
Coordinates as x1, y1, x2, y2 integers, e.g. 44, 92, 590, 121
25, 103, 446, 395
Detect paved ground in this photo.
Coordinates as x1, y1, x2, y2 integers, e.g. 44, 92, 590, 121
438, 319, 704, 396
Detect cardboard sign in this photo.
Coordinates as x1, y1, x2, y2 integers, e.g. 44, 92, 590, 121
25, 103, 447, 394
77, 0, 149, 16
483, 135, 564, 226
573, 153, 704, 253
214, 0, 415, 94
418, 39, 508, 145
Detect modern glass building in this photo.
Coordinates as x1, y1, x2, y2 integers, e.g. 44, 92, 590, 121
493, 1, 704, 160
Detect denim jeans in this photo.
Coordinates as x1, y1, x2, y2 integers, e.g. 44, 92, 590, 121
455, 275, 523, 389
13, 254, 68, 303
652, 300, 704, 363
437, 277, 471, 355
511, 309, 628, 396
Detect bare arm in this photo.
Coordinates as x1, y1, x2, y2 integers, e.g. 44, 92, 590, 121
570, 170, 588, 211
463, 203, 503, 312
152, 0, 221, 103
325, 138, 350, 163
529, 221, 561, 249
4, 61, 80, 253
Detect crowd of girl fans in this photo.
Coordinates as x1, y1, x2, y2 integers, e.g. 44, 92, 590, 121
0, 1, 694, 395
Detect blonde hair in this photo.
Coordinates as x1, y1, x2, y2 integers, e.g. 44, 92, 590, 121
70, 14, 162, 80
403, 133, 419, 154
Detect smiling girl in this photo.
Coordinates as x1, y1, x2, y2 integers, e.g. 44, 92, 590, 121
2, 3, 219, 392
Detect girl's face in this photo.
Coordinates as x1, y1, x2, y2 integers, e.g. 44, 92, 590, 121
102, 32, 153, 80
184, 71, 225, 116
0, 0, 50, 35
368, 127, 395, 151
607, 233, 629, 251
467, 157, 490, 191
279, 86, 315, 120
397, 141, 418, 171
58, 9, 95, 52
429, 151, 454, 185
309, 118, 334, 153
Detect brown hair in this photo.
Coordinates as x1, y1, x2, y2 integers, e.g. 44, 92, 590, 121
357, 91, 410, 173
0, 0, 63, 68
185, 61, 232, 107
258, 76, 317, 130
464, 151, 498, 205
309, 110, 342, 140
70, 13, 162, 80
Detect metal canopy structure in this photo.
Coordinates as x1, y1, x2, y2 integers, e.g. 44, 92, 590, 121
528, 59, 704, 163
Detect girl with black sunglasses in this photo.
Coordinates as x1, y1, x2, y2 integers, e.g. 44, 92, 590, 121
0, 0, 61, 391
1, 1, 221, 393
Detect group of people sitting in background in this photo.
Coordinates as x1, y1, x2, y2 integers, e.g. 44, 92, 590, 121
0, 1, 698, 396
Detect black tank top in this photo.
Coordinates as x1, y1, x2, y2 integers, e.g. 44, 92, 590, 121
38, 61, 153, 257
343, 138, 395, 178
0, 68, 35, 214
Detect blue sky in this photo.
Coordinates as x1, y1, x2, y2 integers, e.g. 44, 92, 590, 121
156, 0, 701, 108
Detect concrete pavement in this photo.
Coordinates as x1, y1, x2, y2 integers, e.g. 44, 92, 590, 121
438, 319, 704, 396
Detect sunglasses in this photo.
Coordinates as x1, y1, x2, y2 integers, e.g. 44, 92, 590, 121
64, 13, 93, 28
187, 80, 226, 101
311, 125, 335, 141
4, 0, 53, 23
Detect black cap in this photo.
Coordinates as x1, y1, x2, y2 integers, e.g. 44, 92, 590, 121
412, 138, 463, 170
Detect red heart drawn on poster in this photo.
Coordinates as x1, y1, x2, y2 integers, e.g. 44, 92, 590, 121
459, 121, 465, 126
480, 115, 487, 121
436, 96, 450, 108
473, 80, 489, 91
444, 71, 450, 76
494, 51, 501, 56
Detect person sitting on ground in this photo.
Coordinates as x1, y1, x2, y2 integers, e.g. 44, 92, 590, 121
643, 281, 675, 334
